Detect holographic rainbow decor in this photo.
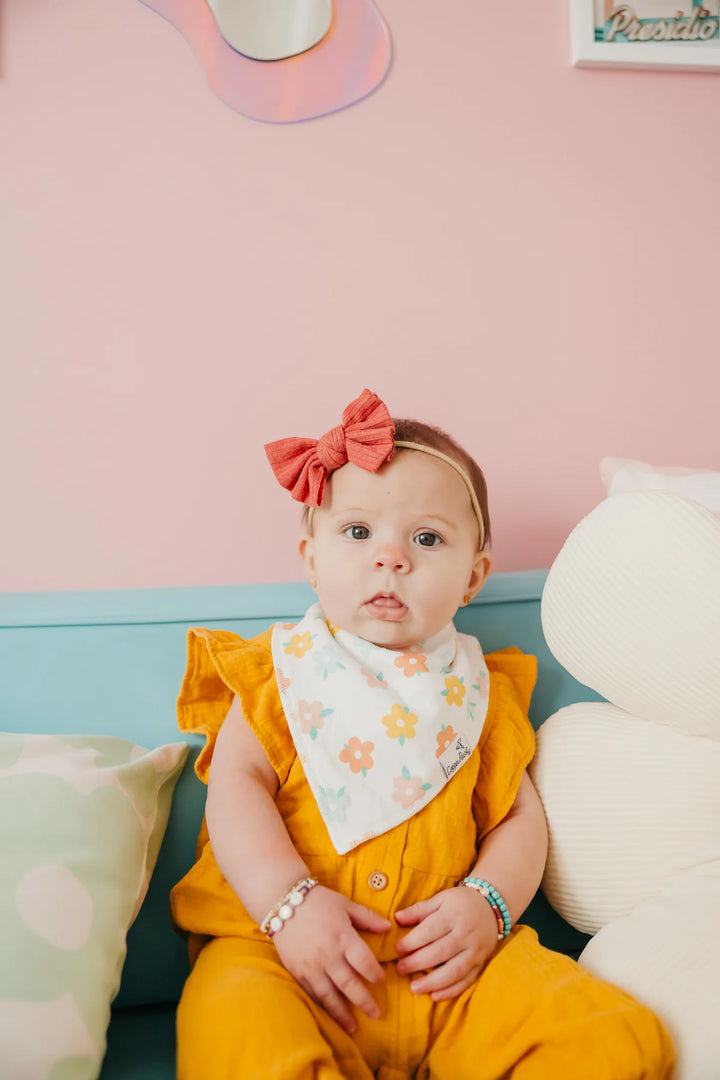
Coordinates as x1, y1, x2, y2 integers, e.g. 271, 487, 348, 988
138, 0, 392, 123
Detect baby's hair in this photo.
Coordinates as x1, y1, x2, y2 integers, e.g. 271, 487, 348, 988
302, 417, 491, 550
392, 418, 491, 550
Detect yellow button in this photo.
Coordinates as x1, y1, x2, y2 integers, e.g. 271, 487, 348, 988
368, 871, 388, 891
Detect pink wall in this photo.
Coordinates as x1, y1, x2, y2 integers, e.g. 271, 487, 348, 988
2, 1, 719, 591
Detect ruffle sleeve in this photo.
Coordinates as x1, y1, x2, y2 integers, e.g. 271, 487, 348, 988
473, 647, 538, 839
177, 626, 295, 785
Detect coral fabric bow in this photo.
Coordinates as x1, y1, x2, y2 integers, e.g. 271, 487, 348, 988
265, 389, 395, 507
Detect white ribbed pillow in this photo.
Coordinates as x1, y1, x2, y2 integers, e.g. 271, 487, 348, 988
580, 884, 720, 1080
533, 491, 720, 1079
541, 493, 720, 738
532, 703, 720, 935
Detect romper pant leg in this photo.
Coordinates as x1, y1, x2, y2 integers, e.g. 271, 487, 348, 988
176, 937, 375, 1080
418, 927, 674, 1080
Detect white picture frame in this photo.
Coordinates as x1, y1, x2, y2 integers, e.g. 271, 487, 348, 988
570, 0, 720, 70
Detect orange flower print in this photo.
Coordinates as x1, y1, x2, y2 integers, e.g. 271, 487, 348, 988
381, 704, 418, 746
348, 830, 377, 848
435, 724, 457, 758
290, 699, 333, 741
473, 669, 488, 694
339, 736, 375, 777
326, 620, 341, 636
391, 766, 431, 808
284, 631, 315, 659
442, 674, 466, 707
360, 668, 388, 689
275, 669, 291, 693
393, 647, 429, 678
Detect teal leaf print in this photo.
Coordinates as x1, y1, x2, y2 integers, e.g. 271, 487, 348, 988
317, 785, 352, 824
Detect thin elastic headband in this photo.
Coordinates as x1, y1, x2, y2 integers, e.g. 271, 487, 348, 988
307, 440, 486, 550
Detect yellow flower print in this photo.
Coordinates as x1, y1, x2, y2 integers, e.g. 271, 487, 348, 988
326, 620, 341, 636
443, 675, 466, 706
381, 704, 418, 747
284, 631, 315, 659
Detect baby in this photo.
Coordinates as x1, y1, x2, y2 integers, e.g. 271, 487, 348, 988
170, 390, 673, 1078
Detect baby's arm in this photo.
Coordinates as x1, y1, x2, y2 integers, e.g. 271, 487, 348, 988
394, 771, 548, 1000
206, 697, 390, 1033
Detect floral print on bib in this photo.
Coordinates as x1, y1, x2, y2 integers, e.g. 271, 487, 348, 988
271, 604, 490, 853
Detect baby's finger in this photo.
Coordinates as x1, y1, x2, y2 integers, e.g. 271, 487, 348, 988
429, 971, 479, 1003
347, 900, 392, 935
410, 953, 472, 996
312, 973, 358, 1034
329, 961, 380, 1020
345, 937, 385, 985
396, 910, 448, 956
396, 933, 454, 976
394, 897, 439, 928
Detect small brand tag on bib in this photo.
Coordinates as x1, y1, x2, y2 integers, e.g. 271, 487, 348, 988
439, 734, 473, 780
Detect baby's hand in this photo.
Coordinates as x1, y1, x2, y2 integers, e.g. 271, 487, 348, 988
394, 887, 500, 1001
271, 885, 390, 1034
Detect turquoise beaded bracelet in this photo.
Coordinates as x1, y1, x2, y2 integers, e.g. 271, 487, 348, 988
457, 877, 512, 940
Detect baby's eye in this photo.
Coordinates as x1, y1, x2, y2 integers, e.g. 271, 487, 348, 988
414, 531, 443, 548
344, 524, 371, 541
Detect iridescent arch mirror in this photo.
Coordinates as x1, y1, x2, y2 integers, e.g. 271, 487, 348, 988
206, 0, 332, 61
139, 0, 392, 123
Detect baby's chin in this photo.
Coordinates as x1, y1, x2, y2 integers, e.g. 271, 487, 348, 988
366, 635, 415, 651
345, 619, 421, 652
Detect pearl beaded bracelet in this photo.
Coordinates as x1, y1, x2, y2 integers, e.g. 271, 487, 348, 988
457, 877, 512, 940
260, 877, 319, 938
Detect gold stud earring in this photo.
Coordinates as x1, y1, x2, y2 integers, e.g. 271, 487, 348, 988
463, 594, 471, 606
312, 580, 317, 591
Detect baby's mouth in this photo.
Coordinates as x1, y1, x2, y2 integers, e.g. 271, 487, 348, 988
365, 593, 408, 622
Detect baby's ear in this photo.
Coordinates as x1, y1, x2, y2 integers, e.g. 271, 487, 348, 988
467, 550, 492, 600
298, 534, 315, 583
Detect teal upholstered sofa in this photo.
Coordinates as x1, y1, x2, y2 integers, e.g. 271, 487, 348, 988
0, 571, 600, 1079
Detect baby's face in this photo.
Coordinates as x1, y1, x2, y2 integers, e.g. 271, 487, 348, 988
299, 450, 491, 650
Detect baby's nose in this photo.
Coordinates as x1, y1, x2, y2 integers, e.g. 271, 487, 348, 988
373, 543, 410, 572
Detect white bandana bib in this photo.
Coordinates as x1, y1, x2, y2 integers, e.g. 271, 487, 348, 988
271, 604, 490, 853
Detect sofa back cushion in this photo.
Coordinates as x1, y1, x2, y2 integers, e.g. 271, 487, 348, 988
0, 572, 595, 1006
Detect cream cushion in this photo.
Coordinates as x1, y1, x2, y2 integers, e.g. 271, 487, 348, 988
531, 491, 720, 1079
580, 884, 720, 1080
532, 703, 720, 935
540, 493, 720, 738
601, 456, 720, 511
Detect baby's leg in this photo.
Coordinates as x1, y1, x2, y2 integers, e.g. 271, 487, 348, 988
176, 936, 374, 1080
419, 926, 674, 1080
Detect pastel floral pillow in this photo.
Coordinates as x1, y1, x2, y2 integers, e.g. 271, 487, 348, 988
0, 733, 188, 1080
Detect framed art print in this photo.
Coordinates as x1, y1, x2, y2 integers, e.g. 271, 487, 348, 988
570, 1, 720, 69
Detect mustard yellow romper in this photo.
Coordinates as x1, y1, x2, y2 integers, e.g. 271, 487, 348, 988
171, 628, 674, 1080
